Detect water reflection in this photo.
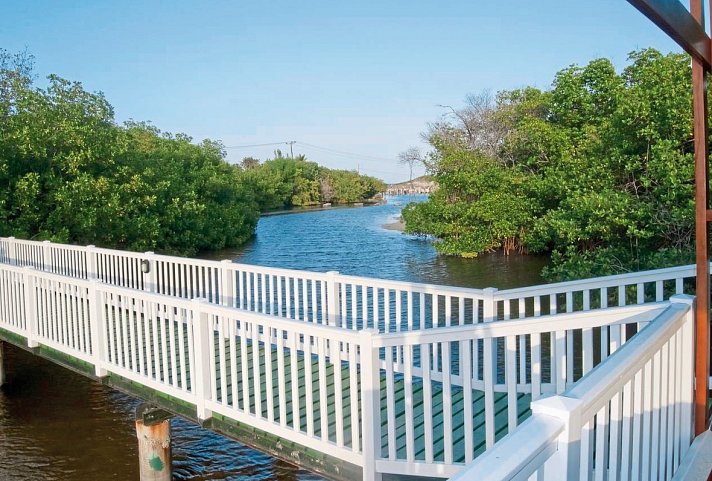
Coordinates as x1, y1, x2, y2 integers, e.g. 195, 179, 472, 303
210, 195, 548, 289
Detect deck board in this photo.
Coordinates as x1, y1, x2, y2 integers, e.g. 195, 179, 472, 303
207, 334, 532, 463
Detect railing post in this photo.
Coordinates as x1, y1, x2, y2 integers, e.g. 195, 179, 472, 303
221, 260, 234, 308
23, 266, 39, 348
671, 295, 696, 453
482, 287, 498, 448
191, 298, 213, 421
144, 252, 156, 294
86, 245, 97, 280
326, 271, 341, 327
8, 237, 17, 266
89, 280, 108, 377
530, 395, 584, 481
42, 240, 52, 272
359, 328, 382, 481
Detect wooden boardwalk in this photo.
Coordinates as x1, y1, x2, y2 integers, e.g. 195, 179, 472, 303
209, 341, 532, 462
0, 237, 701, 481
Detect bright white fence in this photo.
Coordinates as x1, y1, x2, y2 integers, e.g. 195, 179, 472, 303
0, 256, 695, 480
450, 296, 695, 481
0, 237, 697, 331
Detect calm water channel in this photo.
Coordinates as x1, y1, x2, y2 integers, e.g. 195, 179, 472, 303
0, 195, 548, 480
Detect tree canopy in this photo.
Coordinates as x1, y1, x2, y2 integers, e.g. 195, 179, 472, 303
402, 49, 696, 280
0, 49, 385, 256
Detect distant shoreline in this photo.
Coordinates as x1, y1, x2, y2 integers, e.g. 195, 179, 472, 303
261, 201, 381, 217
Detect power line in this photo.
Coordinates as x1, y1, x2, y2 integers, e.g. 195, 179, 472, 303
224, 141, 292, 149
297, 142, 398, 163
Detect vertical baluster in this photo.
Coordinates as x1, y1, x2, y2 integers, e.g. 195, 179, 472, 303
348, 341, 361, 452
265, 326, 275, 422
318, 336, 329, 440
229, 318, 239, 409
290, 330, 301, 430
276, 327, 287, 425
505, 335, 517, 432
285, 278, 293, 319
403, 342, 415, 461
385, 342, 396, 460
240, 320, 251, 413
422, 343, 434, 463
608, 389, 623, 481
252, 320, 262, 417
442, 340, 453, 464
333, 337, 344, 447
177, 306, 188, 390
218, 315, 228, 404
408, 292, 415, 331
150, 298, 160, 380
649, 350, 662, 481
461, 339, 474, 463
304, 334, 314, 437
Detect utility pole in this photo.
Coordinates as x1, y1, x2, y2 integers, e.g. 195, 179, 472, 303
286, 141, 296, 159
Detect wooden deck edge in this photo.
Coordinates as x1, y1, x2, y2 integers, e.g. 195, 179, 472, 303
0, 328, 361, 481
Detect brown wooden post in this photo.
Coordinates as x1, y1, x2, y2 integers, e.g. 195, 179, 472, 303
627, 0, 712, 436
691, 0, 711, 436
135, 404, 173, 481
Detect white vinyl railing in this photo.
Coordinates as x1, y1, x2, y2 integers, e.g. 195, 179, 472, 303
0, 258, 693, 480
0, 237, 698, 333
451, 296, 695, 481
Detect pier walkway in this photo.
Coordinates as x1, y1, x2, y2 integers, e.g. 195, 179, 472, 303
0, 237, 705, 480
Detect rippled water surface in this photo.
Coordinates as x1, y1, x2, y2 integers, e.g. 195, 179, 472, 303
0, 195, 548, 480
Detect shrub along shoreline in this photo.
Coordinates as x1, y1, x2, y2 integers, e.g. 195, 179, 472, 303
0, 49, 385, 257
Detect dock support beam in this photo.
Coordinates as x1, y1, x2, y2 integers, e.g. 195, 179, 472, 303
135, 404, 173, 481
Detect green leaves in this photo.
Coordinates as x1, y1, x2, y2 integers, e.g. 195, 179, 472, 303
405, 49, 696, 281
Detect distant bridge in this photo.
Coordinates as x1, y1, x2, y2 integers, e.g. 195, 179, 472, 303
0, 237, 706, 480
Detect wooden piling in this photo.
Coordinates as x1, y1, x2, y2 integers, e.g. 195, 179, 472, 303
135, 404, 173, 481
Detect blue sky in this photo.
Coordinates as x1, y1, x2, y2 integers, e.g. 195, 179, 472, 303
2, 0, 680, 182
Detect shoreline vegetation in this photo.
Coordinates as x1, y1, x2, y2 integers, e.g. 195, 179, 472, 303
0, 49, 385, 257
402, 48, 697, 281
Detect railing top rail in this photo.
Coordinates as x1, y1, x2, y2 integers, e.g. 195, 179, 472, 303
0, 263, 93, 287
495, 264, 696, 299
94, 279, 363, 342
0, 237, 703, 306
374, 302, 667, 347
448, 414, 564, 481
565, 297, 692, 421
335, 273, 487, 297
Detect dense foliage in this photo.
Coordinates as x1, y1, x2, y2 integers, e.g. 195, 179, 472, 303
243, 153, 386, 210
403, 49, 696, 280
0, 50, 384, 255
